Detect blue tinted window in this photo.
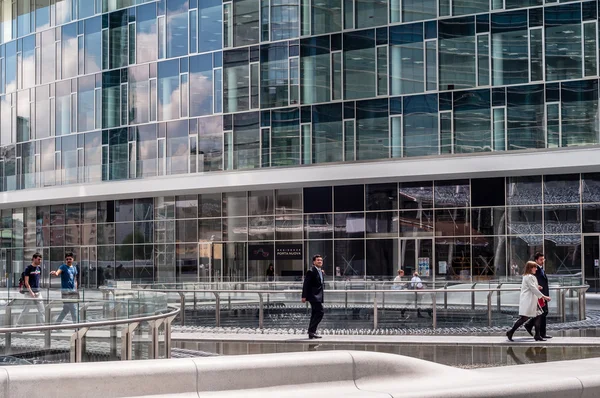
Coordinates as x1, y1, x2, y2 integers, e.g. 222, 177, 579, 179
190, 54, 214, 117
167, 0, 189, 58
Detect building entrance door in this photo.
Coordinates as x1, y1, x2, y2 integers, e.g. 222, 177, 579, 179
583, 235, 600, 292
198, 242, 222, 283
399, 239, 433, 278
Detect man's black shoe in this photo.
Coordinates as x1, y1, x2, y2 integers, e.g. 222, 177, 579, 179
541, 335, 552, 339
309, 334, 322, 339
524, 324, 533, 337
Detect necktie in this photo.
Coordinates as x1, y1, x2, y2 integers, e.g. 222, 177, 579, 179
317, 268, 323, 283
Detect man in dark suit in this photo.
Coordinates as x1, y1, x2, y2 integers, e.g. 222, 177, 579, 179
302, 254, 324, 339
525, 252, 552, 339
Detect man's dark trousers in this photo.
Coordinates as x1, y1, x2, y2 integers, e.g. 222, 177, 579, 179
308, 301, 324, 335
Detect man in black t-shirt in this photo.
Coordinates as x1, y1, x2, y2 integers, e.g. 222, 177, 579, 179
16, 253, 46, 325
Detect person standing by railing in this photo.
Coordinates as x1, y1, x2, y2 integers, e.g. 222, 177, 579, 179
16, 252, 46, 326
392, 269, 405, 290
50, 251, 79, 324
506, 261, 551, 342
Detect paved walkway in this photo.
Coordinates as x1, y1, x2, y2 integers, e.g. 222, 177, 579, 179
172, 332, 600, 347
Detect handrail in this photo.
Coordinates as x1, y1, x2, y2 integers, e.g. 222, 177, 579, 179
0, 306, 180, 333
118, 285, 589, 294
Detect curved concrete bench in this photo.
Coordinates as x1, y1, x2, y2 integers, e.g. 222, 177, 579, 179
0, 351, 599, 397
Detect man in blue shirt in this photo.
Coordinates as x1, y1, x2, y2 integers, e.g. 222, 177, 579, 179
16, 253, 46, 326
50, 252, 79, 324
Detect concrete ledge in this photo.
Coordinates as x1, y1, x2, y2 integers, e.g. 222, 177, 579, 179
1, 351, 600, 397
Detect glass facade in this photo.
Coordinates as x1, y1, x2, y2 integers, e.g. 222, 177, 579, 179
0, 1, 599, 284
1, 173, 600, 285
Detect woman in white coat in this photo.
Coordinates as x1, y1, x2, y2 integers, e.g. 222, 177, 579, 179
506, 261, 551, 341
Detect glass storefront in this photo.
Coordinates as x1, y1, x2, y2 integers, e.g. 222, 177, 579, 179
0, 173, 597, 286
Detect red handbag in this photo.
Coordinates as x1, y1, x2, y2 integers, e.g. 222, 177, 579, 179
538, 298, 546, 307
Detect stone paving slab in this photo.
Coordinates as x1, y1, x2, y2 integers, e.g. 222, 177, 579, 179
171, 332, 600, 347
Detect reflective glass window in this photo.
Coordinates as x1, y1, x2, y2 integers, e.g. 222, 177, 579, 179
62, 23, 79, 79
344, 29, 376, 100
561, 80, 599, 147
312, 103, 342, 163
199, 0, 222, 53
312, 0, 341, 35
261, 43, 289, 108
439, 17, 476, 90
102, 70, 121, 129
390, 23, 424, 96
109, 128, 128, 180
271, 108, 300, 166
249, 190, 275, 215
109, 10, 129, 69
544, 174, 581, 204
78, 75, 96, 132
234, 0, 259, 47
223, 49, 249, 113
166, 120, 189, 175
199, 193, 222, 217
356, 99, 388, 160
334, 240, 365, 276
583, 173, 600, 203
158, 59, 180, 121
22, 35, 35, 90
134, 125, 157, 178
545, 5, 582, 82
403, 94, 438, 157
355, 0, 387, 29
166, 0, 189, 58
300, 36, 330, 105
434, 180, 470, 208
55, 0, 73, 25
491, 10, 528, 86
507, 206, 543, 235
56, 80, 71, 136
129, 65, 150, 125
453, 89, 491, 153
544, 205, 580, 235
41, 29, 55, 84
271, 0, 299, 40
84, 17, 102, 74
507, 176, 542, 206
137, 3, 158, 63
233, 112, 260, 169
401, 0, 435, 23
36, 0, 51, 31
198, 115, 223, 172
506, 84, 545, 150
190, 54, 213, 117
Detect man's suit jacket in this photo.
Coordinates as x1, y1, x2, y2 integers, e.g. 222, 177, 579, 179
534, 265, 549, 296
302, 266, 324, 303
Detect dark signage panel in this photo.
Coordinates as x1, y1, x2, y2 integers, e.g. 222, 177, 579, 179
275, 244, 303, 260
248, 244, 274, 261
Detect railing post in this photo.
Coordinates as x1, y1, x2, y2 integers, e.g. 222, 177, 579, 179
373, 292, 378, 330
496, 284, 502, 312
120, 322, 139, 361
69, 327, 89, 363
4, 305, 11, 354
471, 283, 477, 310
487, 292, 493, 327
344, 291, 348, 313
193, 292, 197, 311
579, 288, 585, 321
178, 292, 186, 326
431, 293, 437, 330
165, 315, 175, 358
258, 293, 264, 329
44, 304, 52, 349
444, 284, 448, 309
214, 292, 220, 327
149, 319, 162, 359
382, 291, 385, 315
560, 289, 567, 322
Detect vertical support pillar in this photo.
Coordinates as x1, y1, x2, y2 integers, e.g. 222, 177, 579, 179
496, 284, 502, 312
214, 292, 220, 327
4, 306, 12, 354
444, 284, 448, 309
258, 293, 264, 329
373, 293, 378, 330
165, 316, 174, 359
44, 304, 52, 348
431, 293, 437, 330
487, 292, 493, 327
471, 283, 477, 310
178, 292, 186, 326
69, 327, 89, 363
579, 289, 585, 321
193, 292, 197, 311
120, 322, 139, 361
560, 290, 567, 323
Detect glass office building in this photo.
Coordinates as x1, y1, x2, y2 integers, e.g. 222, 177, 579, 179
1, 0, 600, 285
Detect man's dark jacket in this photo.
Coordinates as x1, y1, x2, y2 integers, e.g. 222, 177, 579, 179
534, 265, 549, 296
302, 267, 324, 303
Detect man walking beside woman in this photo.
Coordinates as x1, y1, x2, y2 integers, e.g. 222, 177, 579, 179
506, 261, 551, 341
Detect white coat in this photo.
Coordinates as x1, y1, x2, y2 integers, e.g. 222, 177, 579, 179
518, 274, 544, 317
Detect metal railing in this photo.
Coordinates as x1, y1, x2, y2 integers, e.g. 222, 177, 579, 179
0, 291, 177, 363
121, 284, 588, 331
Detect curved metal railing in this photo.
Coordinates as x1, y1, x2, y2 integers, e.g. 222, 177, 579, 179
117, 283, 588, 331
0, 291, 178, 364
